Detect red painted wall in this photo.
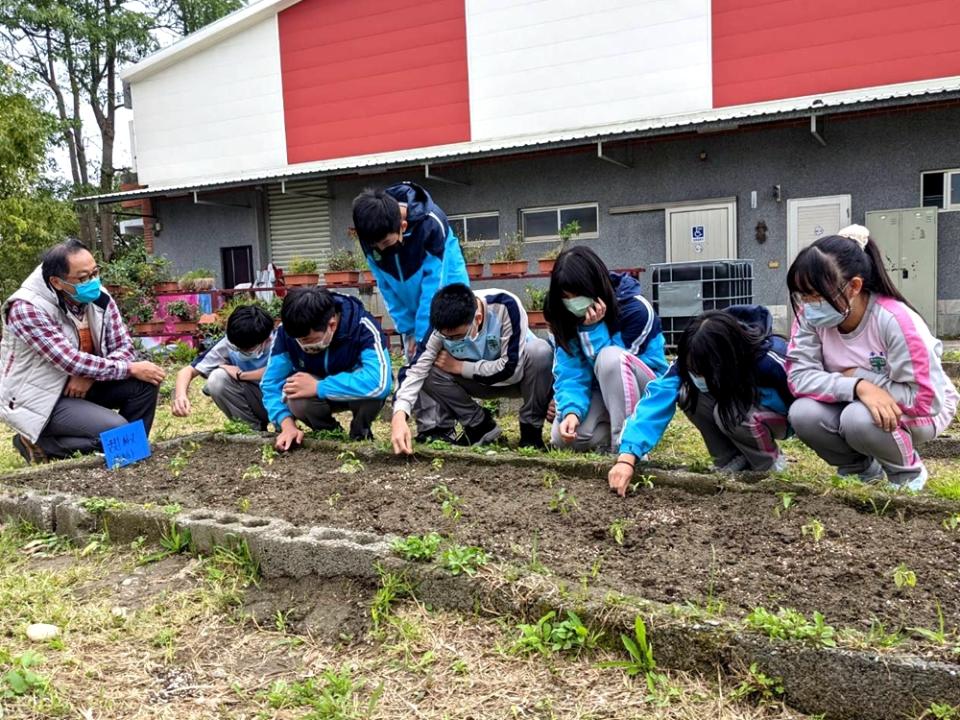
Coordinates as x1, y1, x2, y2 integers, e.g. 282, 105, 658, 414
713, 0, 960, 107
278, 0, 470, 163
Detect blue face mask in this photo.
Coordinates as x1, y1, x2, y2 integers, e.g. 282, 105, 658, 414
441, 321, 484, 360
234, 342, 268, 360
803, 301, 848, 328
63, 277, 102, 304
689, 372, 710, 394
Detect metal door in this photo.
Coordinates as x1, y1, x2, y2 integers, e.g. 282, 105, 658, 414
787, 195, 851, 266
667, 203, 736, 262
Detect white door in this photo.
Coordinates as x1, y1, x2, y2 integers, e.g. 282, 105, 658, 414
786, 195, 852, 266
666, 201, 737, 262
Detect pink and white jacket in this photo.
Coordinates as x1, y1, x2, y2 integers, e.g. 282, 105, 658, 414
786, 294, 958, 435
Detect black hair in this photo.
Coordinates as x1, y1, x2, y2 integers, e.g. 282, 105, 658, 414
226, 305, 274, 349
352, 188, 402, 252
543, 246, 620, 354
430, 283, 476, 332
787, 234, 911, 315
280, 287, 338, 338
41, 239, 90, 290
677, 310, 767, 431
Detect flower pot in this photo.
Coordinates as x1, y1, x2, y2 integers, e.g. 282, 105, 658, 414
526, 310, 546, 327
179, 277, 216, 291
324, 270, 359, 285
105, 283, 126, 297
466, 263, 484, 279
133, 321, 165, 335
537, 259, 556, 274
153, 281, 179, 293
360, 270, 375, 285
489, 261, 527, 277
172, 320, 198, 333
284, 273, 319, 287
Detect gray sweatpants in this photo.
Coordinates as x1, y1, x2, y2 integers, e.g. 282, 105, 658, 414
788, 397, 935, 484
422, 336, 554, 427
684, 392, 788, 470
286, 395, 384, 439
204, 368, 269, 431
550, 345, 658, 453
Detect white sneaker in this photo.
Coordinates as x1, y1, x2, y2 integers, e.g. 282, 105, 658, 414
771, 453, 788, 473
715, 455, 749, 474
892, 464, 928, 492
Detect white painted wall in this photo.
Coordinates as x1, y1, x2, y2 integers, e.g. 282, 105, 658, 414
465, 0, 713, 141
130, 15, 287, 185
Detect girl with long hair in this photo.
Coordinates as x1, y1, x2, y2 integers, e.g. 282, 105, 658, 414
544, 247, 668, 453
608, 306, 793, 496
785, 225, 958, 490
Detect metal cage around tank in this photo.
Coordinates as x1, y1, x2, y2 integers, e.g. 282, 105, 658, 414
649, 260, 754, 349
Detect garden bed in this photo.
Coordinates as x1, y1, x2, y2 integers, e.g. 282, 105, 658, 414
6, 438, 959, 642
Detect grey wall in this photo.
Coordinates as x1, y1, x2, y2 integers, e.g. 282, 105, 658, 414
153, 188, 264, 287
327, 103, 960, 312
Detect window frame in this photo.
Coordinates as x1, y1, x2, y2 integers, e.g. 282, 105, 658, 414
519, 202, 600, 243
448, 211, 501, 247
920, 169, 960, 212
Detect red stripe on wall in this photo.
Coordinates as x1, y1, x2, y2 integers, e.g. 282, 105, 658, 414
279, 0, 470, 163
713, 0, 960, 107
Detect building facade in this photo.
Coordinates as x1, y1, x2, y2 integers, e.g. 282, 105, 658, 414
89, 0, 960, 334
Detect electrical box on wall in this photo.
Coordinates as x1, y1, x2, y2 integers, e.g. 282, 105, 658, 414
864, 208, 938, 333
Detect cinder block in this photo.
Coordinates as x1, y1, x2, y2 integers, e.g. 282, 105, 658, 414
102, 505, 172, 544
0, 490, 70, 532
54, 500, 100, 543
177, 509, 290, 555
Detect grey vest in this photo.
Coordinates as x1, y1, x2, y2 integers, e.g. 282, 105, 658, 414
0, 266, 109, 441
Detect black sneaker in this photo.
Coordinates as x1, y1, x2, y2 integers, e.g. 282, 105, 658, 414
415, 428, 456, 444
455, 410, 502, 446
349, 428, 374, 442
518, 422, 546, 450
12, 434, 48, 465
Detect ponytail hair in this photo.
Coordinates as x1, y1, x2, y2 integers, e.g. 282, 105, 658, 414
786, 229, 913, 315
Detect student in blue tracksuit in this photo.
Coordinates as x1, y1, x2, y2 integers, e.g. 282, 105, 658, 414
352, 181, 469, 441
261, 287, 392, 451
608, 306, 794, 496
544, 247, 668, 454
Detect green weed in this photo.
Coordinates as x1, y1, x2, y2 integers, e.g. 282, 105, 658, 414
745, 606, 837, 647
440, 545, 488, 576
390, 533, 443, 562
510, 610, 601, 657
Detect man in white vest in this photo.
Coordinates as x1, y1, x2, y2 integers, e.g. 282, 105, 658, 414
0, 240, 166, 463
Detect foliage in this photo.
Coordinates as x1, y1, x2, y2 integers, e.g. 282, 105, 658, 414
893, 563, 917, 589
493, 232, 524, 263
289, 256, 318, 274
548, 487, 578, 515
801, 518, 825, 543
222, 418, 256, 435
327, 247, 363, 272
460, 241, 485, 264
525, 284, 548, 311
431, 484, 462, 522
745, 606, 837, 647
608, 518, 634, 545
540, 220, 581, 261
100, 240, 170, 322
729, 663, 785, 706
439, 544, 487, 576
0, 649, 48, 698
166, 299, 198, 321
597, 615, 661, 691
79, 496, 124, 515
179, 268, 216, 290
391, 532, 443, 562
259, 666, 381, 718
510, 610, 600, 657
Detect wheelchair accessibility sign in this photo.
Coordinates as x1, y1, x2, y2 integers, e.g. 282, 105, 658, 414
691, 225, 705, 253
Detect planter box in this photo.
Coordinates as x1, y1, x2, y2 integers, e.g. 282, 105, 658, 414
132, 321, 165, 335
324, 271, 359, 285
537, 259, 557, 274
153, 281, 179, 293
466, 263, 484, 279
489, 261, 527, 277
179, 278, 216, 291
284, 273, 319, 288
526, 310, 546, 327
172, 321, 198, 333
359, 270, 375, 285
105, 284, 126, 297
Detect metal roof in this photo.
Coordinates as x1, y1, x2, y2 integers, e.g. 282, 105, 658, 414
81, 76, 960, 205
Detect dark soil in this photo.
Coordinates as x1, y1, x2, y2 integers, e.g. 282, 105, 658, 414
11, 440, 960, 636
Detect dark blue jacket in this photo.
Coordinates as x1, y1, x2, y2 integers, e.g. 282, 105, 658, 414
260, 293, 392, 426
363, 182, 469, 342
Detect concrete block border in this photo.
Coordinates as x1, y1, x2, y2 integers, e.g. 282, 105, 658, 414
0, 432, 958, 719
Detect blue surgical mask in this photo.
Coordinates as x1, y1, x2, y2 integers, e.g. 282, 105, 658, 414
235, 342, 268, 360
563, 296, 594, 318
689, 372, 709, 394
63, 277, 102, 304
441, 321, 484, 360
803, 302, 848, 328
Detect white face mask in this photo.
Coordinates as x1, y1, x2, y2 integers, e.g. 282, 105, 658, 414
297, 328, 333, 354
233, 341, 268, 360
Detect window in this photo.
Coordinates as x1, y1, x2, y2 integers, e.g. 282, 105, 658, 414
520, 203, 599, 242
921, 169, 960, 210
221, 245, 254, 289
449, 212, 500, 245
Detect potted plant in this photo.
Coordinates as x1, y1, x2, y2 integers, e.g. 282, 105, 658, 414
178, 268, 216, 291
490, 233, 527, 277
129, 299, 164, 335
460, 242, 485, 279
525, 285, 548, 327
538, 220, 581, 274
285, 257, 320, 287
324, 247, 362, 285
167, 299, 200, 333
359, 252, 376, 285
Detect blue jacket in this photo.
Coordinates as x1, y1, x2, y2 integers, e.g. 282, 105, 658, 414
364, 182, 470, 343
618, 304, 793, 458
553, 272, 668, 420
260, 293, 392, 427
